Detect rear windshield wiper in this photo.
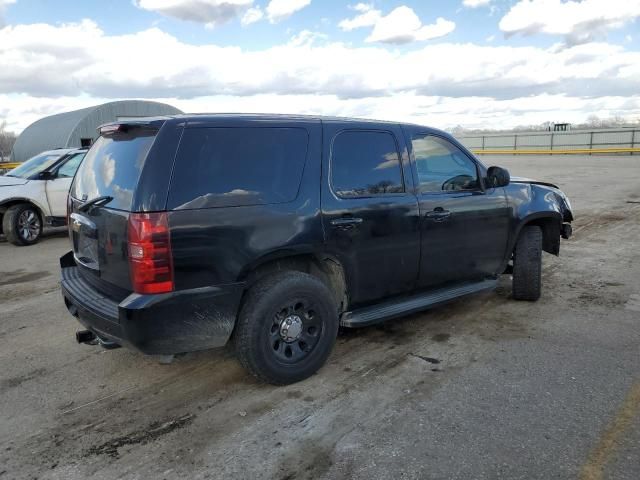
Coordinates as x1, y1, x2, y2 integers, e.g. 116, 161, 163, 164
78, 195, 113, 212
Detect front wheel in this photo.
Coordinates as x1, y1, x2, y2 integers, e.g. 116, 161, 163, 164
233, 271, 339, 385
2, 203, 42, 246
512, 225, 542, 301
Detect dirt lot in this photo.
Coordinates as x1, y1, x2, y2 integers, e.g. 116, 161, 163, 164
1, 155, 639, 480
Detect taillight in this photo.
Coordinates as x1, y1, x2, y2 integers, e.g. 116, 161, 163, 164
127, 212, 174, 294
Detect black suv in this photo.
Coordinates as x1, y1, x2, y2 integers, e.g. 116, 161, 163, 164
61, 114, 573, 385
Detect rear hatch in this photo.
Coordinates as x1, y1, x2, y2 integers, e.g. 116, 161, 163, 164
69, 123, 161, 301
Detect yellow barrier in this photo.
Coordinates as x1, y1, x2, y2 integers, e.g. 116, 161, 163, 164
473, 148, 640, 155
0, 162, 21, 170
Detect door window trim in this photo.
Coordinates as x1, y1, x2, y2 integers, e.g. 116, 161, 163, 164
410, 132, 485, 196
328, 128, 408, 200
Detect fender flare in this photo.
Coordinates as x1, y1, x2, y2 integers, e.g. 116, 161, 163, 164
236, 247, 351, 311
500, 211, 563, 272
513, 211, 562, 244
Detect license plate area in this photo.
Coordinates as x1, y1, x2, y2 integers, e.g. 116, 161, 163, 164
70, 213, 100, 271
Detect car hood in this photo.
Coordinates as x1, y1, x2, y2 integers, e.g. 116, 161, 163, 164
510, 176, 559, 190
0, 176, 29, 187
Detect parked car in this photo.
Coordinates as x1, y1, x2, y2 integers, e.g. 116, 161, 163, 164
60, 115, 573, 385
1, 148, 87, 245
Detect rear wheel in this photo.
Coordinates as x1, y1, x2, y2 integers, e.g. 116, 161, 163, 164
2, 203, 42, 246
512, 225, 542, 301
234, 271, 339, 385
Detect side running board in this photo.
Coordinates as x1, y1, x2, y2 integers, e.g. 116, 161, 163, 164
340, 279, 498, 328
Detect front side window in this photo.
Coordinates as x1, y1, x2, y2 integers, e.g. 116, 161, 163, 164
331, 130, 403, 198
57, 153, 86, 178
412, 135, 479, 193
168, 127, 309, 210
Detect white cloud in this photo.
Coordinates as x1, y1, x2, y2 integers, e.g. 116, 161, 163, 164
3, 19, 640, 98
365, 7, 455, 44
241, 6, 263, 25
463, 0, 491, 7
1, 19, 640, 133
338, 3, 381, 31
0, 0, 16, 27
340, 5, 455, 44
135, 0, 253, 28
2, 19, 639, 102
3, 91, 639, 135
500, 0, 640, 45
288, 30, 327, 47
265, 0, 311, 23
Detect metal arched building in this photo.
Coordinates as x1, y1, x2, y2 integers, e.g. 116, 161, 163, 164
10, 100, 183, 162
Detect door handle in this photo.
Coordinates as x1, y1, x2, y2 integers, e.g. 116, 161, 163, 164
425, 209, 451, 222
330, 217, 363, 228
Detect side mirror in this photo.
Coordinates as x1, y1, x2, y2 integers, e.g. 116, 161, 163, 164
486, 166, 510, 188
39, 171, 55, 180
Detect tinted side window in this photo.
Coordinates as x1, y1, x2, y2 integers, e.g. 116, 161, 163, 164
57, 153, 86, 178
331, 130, 403, 198
168, 127, 308, 210
412, 135, 479, 193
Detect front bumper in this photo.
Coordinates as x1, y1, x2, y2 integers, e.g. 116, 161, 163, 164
561, 222, 572, 239
60, 252, 244, 355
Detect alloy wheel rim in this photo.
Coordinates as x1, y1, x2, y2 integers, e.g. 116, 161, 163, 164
17, 210, 40, 241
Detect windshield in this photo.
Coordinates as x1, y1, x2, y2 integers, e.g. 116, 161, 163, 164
6, 152, 63, 179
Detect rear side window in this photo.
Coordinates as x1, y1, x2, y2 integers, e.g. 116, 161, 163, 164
330, 130, 404, 198
168, 127, 309, 210
71, 129, 156, 210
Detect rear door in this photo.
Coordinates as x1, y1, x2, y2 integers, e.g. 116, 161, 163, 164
69, 126, 161, 299
405, 131, 510, 288
321, 122, 420, 306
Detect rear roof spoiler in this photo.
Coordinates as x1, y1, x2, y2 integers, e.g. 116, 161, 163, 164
97, 116, 170, 135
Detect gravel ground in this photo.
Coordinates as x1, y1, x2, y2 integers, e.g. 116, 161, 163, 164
0, 155, 638, 480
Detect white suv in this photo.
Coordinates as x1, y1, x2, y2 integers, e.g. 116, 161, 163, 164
1, 148, 87, 245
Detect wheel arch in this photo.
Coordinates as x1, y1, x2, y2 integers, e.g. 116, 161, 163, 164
237, 249, 350, 313
513, 212, 562, 256
0, 198, 47, 225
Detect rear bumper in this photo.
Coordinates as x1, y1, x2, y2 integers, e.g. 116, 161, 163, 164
60, 251, 244, 355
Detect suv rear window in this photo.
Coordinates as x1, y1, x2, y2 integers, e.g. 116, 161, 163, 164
168, 127, 309, 210
71, 129, 156, 211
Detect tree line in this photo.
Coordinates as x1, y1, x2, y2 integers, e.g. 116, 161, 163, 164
0, 121, 17, 161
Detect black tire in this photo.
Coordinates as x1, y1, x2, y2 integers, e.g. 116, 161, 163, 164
234, 271, 339, 385
2, 203, 42, 246
512, 225, 542, 301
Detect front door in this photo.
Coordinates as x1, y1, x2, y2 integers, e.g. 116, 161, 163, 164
45, 152, 86, 217
321, 123, 420, 306
407, 133, 510, 288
